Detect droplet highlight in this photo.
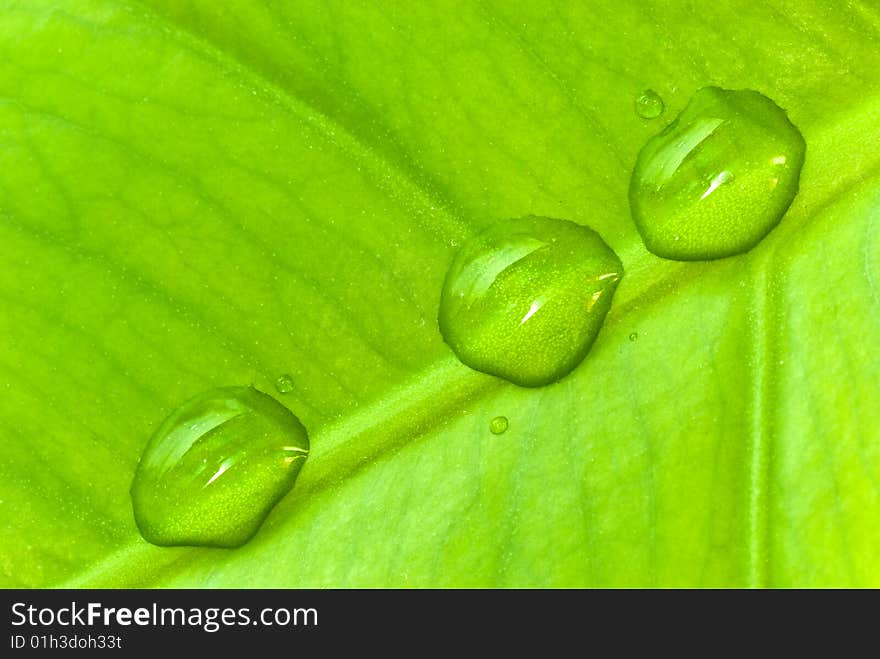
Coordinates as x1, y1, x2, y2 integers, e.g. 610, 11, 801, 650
438, 216, 623, 387
629, 332, 638, 342
635, 89, 665, 119
130, 386, 309, 548
275, 374, 294, 394
489, 416, 509, 435
629, 86, 805, 260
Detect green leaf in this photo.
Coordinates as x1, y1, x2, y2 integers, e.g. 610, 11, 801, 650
1, 0, 878, 587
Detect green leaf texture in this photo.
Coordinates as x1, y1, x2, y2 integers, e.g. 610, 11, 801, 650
0, 0, 878, 587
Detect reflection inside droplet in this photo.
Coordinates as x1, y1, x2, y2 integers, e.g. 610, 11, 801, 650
520, 300, 543, 325
586, 289, 603, 311
205, 460, 232, 486
700, 170, 733, 200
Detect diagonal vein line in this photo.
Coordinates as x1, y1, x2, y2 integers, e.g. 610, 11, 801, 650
121, 0, 472, 244
746, 265, 772, 588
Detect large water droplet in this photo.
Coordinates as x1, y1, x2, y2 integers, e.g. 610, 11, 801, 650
629, 86, 805, 260
438, 216, 623, 387
635, 89, 665, 119
130, 386, 309, 548
489, 416, 509, 435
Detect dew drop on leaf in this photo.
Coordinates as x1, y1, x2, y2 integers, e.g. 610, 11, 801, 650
634, 89, 665, 119
438, 216, 623, 387
275, 374, 294, 394
629, 332, 638, 341
130, 386, 309, 548
489, 416, 509, 435
629, 86, 805, 260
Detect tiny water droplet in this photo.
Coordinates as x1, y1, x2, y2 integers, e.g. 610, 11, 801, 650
489, 416, 509, 435
629, 332, 638, 341
630, 86, 805, 260
275, 374, 294, 394
438, 216, 623, 387
634, 89, 665, 119
130, 386, 309, 548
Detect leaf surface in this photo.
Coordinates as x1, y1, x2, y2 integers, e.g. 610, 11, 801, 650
0, 0, 878, 587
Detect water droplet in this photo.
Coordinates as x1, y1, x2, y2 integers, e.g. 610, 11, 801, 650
438, 216, 623, 387
130, 386, 309, 548
489, 416, 509, 435
629, 86, 805, 260
634, 89, 665, 119
275, 374, 294, 394
629, 332, 638, 341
